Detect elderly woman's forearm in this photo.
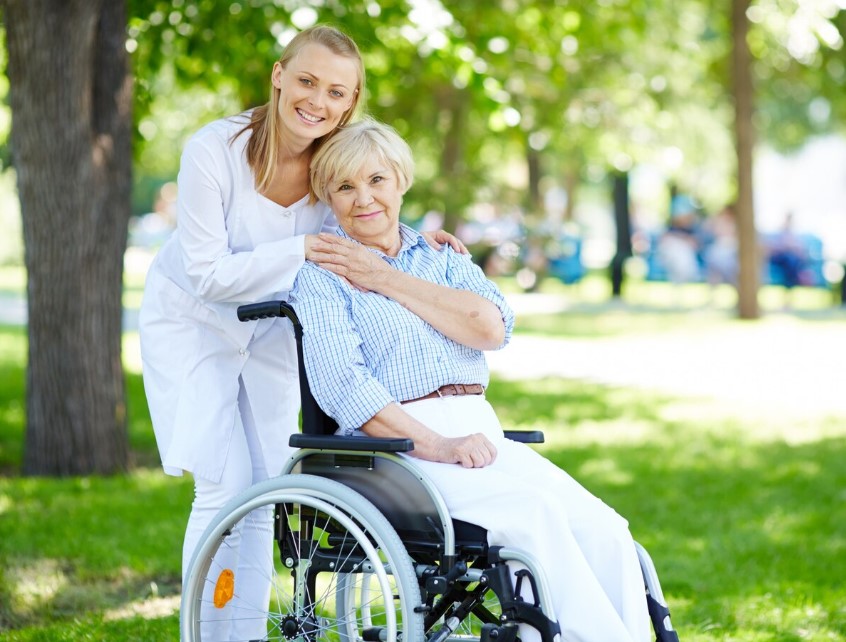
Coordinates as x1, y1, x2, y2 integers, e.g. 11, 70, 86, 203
371, 271, 505, 350
363, 404, 444, 461
363, 404, 497, 467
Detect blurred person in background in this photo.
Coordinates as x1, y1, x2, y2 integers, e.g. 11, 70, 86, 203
702, 202, 739, 297
658, 194, 703, 285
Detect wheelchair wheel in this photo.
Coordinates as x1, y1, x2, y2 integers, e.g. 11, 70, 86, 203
181, 474, 424, 642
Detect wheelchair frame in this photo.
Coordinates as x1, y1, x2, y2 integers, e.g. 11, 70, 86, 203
180, 300, 679, 642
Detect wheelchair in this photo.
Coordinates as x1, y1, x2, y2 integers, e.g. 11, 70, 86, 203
181, 301, 679, 642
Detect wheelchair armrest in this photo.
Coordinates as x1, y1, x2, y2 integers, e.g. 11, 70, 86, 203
289, 433, 414, 452
504, 430, 545, 444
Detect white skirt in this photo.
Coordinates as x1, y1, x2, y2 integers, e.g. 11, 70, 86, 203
400, 394, 652, 642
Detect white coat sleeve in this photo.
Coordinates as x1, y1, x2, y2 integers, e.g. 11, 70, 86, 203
175, 133, 309, 303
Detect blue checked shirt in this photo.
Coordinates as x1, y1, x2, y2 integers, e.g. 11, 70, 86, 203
289, 224, 515, 435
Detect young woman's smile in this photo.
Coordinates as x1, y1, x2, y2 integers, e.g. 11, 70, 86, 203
272, 42, 358, 144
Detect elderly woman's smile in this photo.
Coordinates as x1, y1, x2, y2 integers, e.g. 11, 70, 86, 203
329, 158, 404, 255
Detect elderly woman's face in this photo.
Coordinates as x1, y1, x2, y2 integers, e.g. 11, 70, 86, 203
327, 155, 403, 253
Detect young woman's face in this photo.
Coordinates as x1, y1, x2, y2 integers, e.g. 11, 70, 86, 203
272, 43, 359, 144
327, 155, 404, 254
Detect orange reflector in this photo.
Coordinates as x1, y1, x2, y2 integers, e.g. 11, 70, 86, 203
213, 569, 235, 608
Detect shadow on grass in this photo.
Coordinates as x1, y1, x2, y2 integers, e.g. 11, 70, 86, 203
0, 326, 187, 635
0, 469, 190, 632
487, 376, 846, 640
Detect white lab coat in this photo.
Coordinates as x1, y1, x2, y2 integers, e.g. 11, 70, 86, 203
139, 113, 336, 482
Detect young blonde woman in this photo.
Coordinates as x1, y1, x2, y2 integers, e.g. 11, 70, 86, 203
139, 25, 463, 639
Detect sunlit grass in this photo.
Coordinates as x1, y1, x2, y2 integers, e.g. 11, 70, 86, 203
1, 300, 845, 639
490, 376, 846, 642
0, 327, 26, 472
0, 468, 190, 635
496, 271, 840, 321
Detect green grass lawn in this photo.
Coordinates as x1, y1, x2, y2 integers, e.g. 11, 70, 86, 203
1, 291, 845, 640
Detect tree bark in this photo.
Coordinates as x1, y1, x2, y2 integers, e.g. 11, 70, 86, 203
526, 146, 542, 215
436, 87, 468, 233
610, 172, 632, 298
731, 0, 760, 319
563, 169, 578, 223
4, 0, 132, 475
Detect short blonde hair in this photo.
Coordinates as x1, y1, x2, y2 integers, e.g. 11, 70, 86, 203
310, 118, 414, 205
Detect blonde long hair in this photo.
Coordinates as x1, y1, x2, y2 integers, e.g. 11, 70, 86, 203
234, 25, 366, 193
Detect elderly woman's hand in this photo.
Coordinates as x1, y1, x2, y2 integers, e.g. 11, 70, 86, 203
307, 233, 389, 291
435, 433, 498, 468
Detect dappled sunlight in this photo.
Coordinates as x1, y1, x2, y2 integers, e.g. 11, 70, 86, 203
490, 310, 846, 423
731, 593, 840, 641
103, 593, 180, 622
3, 560, 180, 630
576, 456, 634, 486
538, 417, 656, 448
0, 469, 187, 631
486, 374, 846, 641
5, 559, 68, 624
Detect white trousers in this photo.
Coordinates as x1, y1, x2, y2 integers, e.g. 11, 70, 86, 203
401, 395, 653, 642
181, 380, 281, 641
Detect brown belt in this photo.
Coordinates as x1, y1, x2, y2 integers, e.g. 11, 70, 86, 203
401, 383, 485, 405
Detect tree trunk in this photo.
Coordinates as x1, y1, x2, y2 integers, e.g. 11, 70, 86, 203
731, 0, 760, 319
4, 0, 132, 475
526, 146, 542, 215
610, 172, 632, 298
436, 87, 468, 233
563, 169, 578, 223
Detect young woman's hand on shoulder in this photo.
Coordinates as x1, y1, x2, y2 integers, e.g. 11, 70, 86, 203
307, 233, 389, 291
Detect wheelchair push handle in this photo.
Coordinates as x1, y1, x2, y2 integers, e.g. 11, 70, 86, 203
236, 299, 346, 442
237, 300, 300, 326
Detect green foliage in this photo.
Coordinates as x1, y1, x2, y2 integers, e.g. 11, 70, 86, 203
118, 1, 846, 219
0, 1, 843, 218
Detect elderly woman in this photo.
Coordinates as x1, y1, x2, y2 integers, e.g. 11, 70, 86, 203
289, 118, 652, 642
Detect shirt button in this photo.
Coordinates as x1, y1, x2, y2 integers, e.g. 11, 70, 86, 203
239, 348, 249, 356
